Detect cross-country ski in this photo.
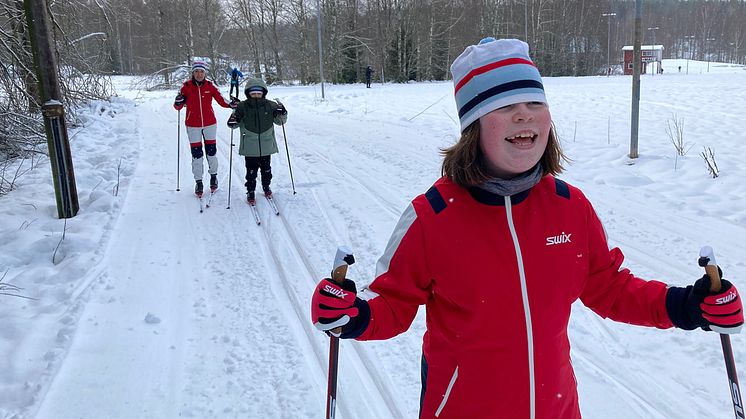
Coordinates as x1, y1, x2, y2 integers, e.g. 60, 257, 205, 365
265, 194, 280, 216
205, 188, 218, 209
247, 195, 261, 225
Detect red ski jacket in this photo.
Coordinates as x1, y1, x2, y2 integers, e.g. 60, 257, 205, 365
358, 175, 673, 418
174, 79, 230, 127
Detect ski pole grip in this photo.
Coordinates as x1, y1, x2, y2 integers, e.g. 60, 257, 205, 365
330, 246, 355, 336
331, 246, 355, 285
698, 246, 722, 293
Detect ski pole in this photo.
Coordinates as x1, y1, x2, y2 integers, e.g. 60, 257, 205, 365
275, 98, 296, 194
176, 109, 181, 191
326, 246, 355, 419
281, 123, 296, 195
227, 127, 234, 209
698, 246, 744, 419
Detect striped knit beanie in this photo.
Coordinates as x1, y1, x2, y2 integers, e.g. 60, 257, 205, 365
191, 60, 208, 73
451, 38, 547, 132
244, 78, 268, 98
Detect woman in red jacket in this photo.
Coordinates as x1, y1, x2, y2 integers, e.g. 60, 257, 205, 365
173, 60, 235, 196
310, 38, 743, 418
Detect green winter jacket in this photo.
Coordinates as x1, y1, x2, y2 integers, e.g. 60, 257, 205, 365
234, 79, 287, 157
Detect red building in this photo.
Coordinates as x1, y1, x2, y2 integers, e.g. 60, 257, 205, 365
622, 45, 664, 75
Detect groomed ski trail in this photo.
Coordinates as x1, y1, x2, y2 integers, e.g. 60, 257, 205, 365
219, 128, 407, 418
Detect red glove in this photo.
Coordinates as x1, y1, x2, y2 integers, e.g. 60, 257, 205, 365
700, 280, 743, 334
311, 278, 369, 338
173, 94, 185, 109
667, 273, 743, 334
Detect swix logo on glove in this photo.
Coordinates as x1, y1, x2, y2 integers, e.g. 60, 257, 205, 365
716, 291, 738, 305
311, 278, 359, 333
701, 280, 743, 334
704, 285, 740, 308
324, 284, 348, 299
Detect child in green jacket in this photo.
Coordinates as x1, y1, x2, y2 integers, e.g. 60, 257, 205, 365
227, 78, 287, 204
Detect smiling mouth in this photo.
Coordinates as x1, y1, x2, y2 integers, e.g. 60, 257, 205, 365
505, 132, 537, 143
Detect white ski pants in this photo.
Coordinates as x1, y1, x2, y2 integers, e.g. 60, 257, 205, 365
186, 124, 218, 181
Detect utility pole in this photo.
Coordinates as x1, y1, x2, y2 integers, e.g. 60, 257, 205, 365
316, 0, 325, 99
24, 0, 79, 218
602, 13, 617, 72
630, 0, 642, 159
706, 37, 716, 72
647, 27, 659, 75
684, 35, 695, 75
730, 42, 737, 64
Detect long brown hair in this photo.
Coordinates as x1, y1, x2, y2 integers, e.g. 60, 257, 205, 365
441, 121, 567, 187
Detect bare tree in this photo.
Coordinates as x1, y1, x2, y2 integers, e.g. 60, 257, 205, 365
227, 0, 264, 78
0, 0, 113, 196
285, 0, 315, 83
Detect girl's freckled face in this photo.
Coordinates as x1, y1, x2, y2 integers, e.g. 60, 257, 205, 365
478, 102, 551, 178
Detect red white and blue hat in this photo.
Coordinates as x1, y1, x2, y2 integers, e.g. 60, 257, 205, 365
451, 38, 547, 132
191, 60, 208, 73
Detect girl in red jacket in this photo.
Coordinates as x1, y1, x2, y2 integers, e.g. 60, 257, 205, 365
173, 60, 235, 196
311, 38, 743, 418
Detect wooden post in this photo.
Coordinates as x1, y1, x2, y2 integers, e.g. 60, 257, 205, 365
24, 0, 79, 218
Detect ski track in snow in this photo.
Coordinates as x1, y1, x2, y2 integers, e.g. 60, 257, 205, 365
219, 138, 406, 418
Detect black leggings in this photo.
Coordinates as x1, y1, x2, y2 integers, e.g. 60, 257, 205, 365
229, 82, 239, 99
244, 155, 272, 192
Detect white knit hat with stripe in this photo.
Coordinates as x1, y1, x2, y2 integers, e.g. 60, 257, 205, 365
191, 60, 208, 73
451, 38, 547, 132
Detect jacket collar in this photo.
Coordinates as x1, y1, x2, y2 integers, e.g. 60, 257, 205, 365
466, 186, 531, 206
245, 97, 267, 107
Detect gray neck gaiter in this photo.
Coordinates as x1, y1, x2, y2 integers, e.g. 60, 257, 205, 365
477, 164, 543, 197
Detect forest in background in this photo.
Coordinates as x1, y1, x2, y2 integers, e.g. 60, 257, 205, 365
34, 0, 746, 84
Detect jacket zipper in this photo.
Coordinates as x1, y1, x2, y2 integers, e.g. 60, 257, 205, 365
504, 196, 536, 419
254, 102, 262, 156
434, 366, 458, 417
197, 83, 204, 127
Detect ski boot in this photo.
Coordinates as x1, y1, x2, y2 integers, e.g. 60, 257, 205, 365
247, 191, 256, 205
263, 187, 272, 199
195, 180, 204, 197
210, 174, 218, 193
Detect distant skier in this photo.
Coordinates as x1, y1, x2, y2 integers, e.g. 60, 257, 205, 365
229, 67, 244, 99
365, 65, 373, 88
310, 37, 743, 418
174, 60, 237, 197
226, 78, 287, 205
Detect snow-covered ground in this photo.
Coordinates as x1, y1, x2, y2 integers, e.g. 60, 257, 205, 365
1, 58, 745, 418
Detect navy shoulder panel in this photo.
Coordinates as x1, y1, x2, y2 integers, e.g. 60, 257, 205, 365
554, 178, 570, 200
425, 186, 447, 214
